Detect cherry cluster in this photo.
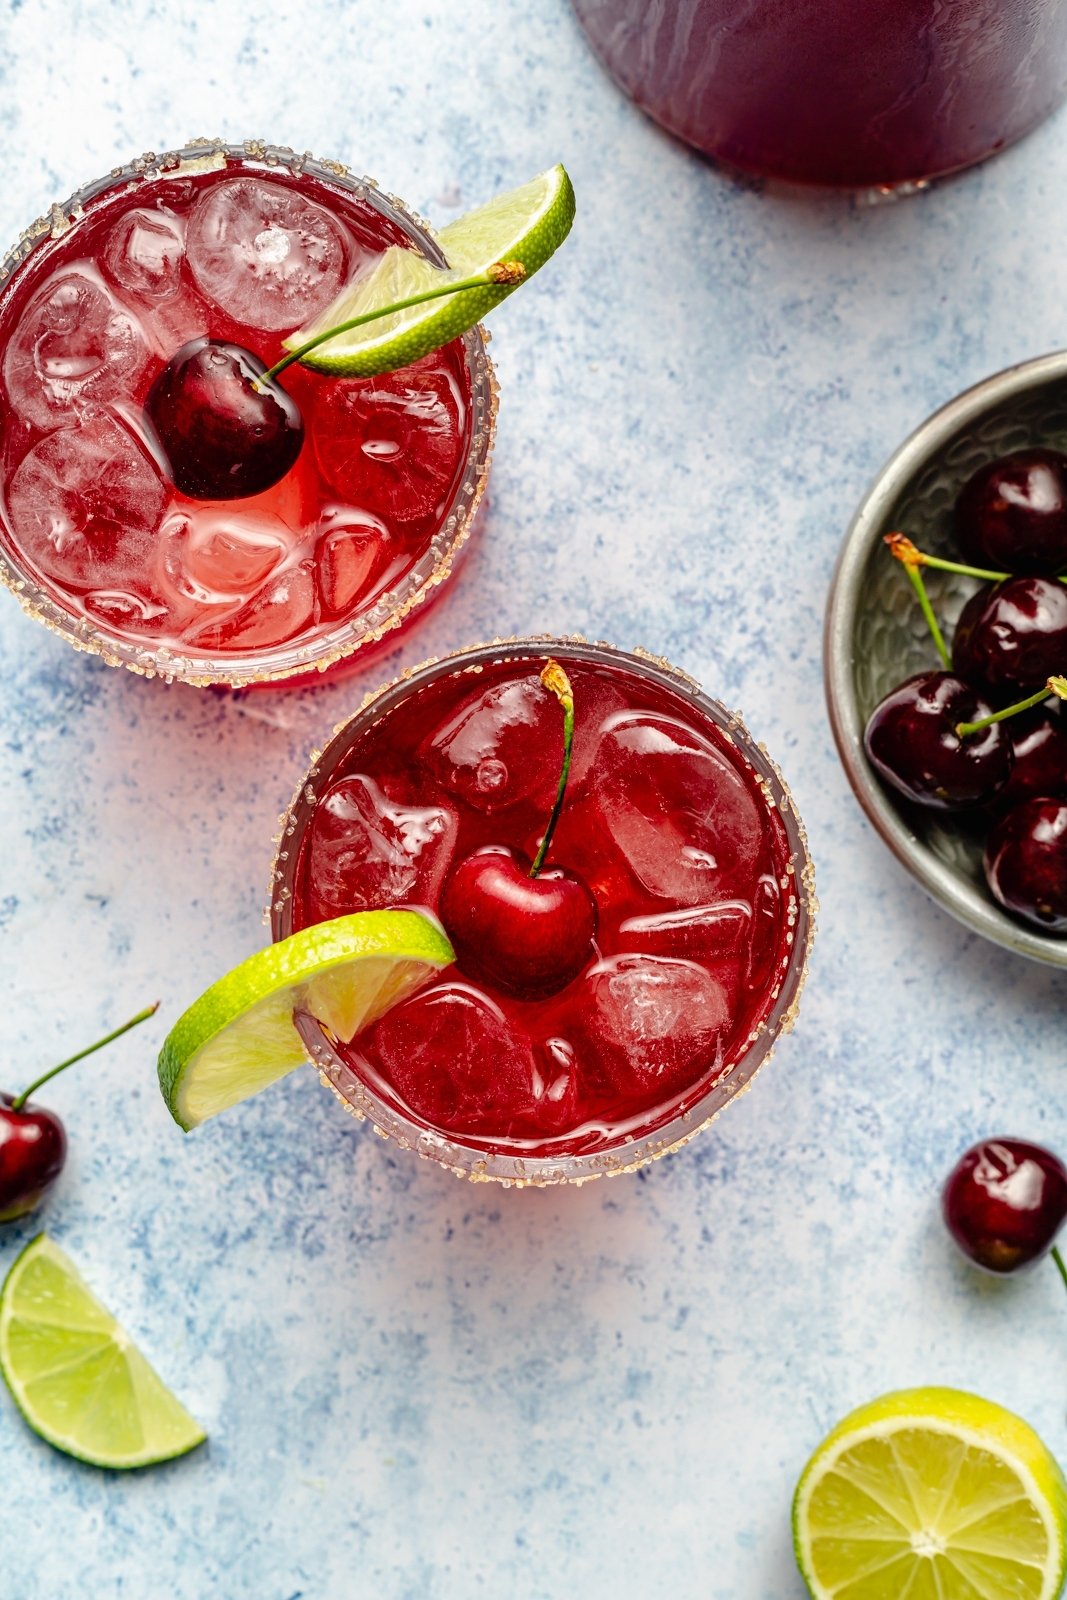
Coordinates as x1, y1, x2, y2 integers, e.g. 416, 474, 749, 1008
863, 448, 1067, 932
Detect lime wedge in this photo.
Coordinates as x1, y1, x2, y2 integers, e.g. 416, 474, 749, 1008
158, 910, 454, 1130
0, 1234, 205, 1469
284, 164, 575, 376
793, 1387, 1067, 1599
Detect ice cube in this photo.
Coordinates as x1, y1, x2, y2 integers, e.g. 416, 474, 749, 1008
422, 672, 557, 813
184, 559, 315, 651
574, 954, 731, 1100
314, 516, 391, 618
745, 872, 785, 995
3, 271, 150, 431
303, 772, 458, 922
313, 357, 464, 524
365, 981, 551, 1138
82, 587, 171, 635
423, 666, 631, 818
102, 207, 185, 300
186, 178, 348, 332
5, 409, 167, 590
619, 900, 753, 960
593, 711, 765, 906
158, 507, 290, 607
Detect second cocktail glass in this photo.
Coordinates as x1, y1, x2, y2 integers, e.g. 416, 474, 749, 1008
271, 639, 815, 1184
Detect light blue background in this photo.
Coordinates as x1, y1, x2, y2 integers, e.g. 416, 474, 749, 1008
2, 2, 1067, 1595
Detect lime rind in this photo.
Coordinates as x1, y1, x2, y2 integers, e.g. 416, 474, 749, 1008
284, 164, 575, 377
793, 1388, 1067, 1600
158, 910, 454, 1131
0, 1235, 205, 1470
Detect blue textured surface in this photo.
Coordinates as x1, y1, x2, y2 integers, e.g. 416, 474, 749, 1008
2, 2, 1067, 1596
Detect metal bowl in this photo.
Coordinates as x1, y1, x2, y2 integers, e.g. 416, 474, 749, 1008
824, 350, 1067, 968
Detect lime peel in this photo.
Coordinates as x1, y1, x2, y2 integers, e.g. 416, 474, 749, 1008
0, 1234, 205, 1470
158, 909, 454, 1130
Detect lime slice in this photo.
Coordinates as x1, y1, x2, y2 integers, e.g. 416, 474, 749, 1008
158, 910, 454, 1130
284, 164, 575, 376
793, 1387, 1067, 1599
0, 1234, 205, 1469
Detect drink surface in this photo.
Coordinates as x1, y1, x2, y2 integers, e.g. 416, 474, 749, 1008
290, 652, 797, 1156
573, 0, 1067, 187
0, 158, 472, 658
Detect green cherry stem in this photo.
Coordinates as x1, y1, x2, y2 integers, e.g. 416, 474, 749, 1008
1052, 1245, 1067, 1298
260, 260, 526, 385
11, 1002, 160, 1111
955, 677, 1067, 739
882, 533, 961, 668
884, 531, 1067, 587
530, 659, 575, 879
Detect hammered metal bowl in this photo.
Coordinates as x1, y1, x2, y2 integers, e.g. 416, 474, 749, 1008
825, 350, 1067, 968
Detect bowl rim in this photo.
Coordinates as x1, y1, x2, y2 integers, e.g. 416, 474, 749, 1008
824, 347, 1067, 969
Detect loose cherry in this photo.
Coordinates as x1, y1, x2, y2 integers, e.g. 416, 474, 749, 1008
440, 659, 597, 999
863, 671, 1012, 810
942, 1138, 1067, 1273
0, 1003, 157, 1224
985, 796, 1067, 931
955, 449, 1067, 575
953, 576, 1067, 695
145, 338, 304, 500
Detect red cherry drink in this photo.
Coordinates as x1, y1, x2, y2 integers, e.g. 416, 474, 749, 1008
275, 642, 814, 1180
572, 0, 1067, 189
0, 143, 493, 685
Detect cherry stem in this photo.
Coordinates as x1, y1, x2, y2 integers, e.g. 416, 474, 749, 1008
885, 530, 1067, 587
1049, 1241, 1067, 1292
530, 660, 575, 879
1052, 1245, 1067, 1298
260, 260, 526, 384
11, 1002, 160, 1112
902, 560, 951, 669
955, 676, 1067, 738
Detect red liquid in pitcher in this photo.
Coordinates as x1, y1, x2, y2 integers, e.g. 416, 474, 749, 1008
291, 650, 798, 1156
573, 0, 1067, 188
0, 156, 473, 662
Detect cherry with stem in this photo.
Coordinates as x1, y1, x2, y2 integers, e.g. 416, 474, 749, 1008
147, 260, 526, 502
0, 1002, 159, 1224
864, 538, 1020, 808
440, 659, 597, 1000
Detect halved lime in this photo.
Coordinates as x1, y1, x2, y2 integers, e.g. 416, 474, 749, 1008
284, 164, 575, 376
158, 909, 454, 1130
0, 1234, 205, 1469
793, 1387, 1067, 1599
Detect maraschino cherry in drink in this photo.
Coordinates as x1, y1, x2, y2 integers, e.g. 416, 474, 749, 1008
273, 641, 814, 1184
0, 141, 494, 686
572, 0, 1067, 189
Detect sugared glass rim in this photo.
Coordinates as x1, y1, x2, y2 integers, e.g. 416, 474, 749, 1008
269, 636, 817, 1187
0, 138, 498, 688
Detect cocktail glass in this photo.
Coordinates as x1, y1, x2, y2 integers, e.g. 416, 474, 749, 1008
572, 0, 1067, 190
270, 638, 816, 1185
0, 139, 496, 687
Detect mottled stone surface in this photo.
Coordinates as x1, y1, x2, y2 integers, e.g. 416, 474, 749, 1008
1, 2, 1067, 1595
